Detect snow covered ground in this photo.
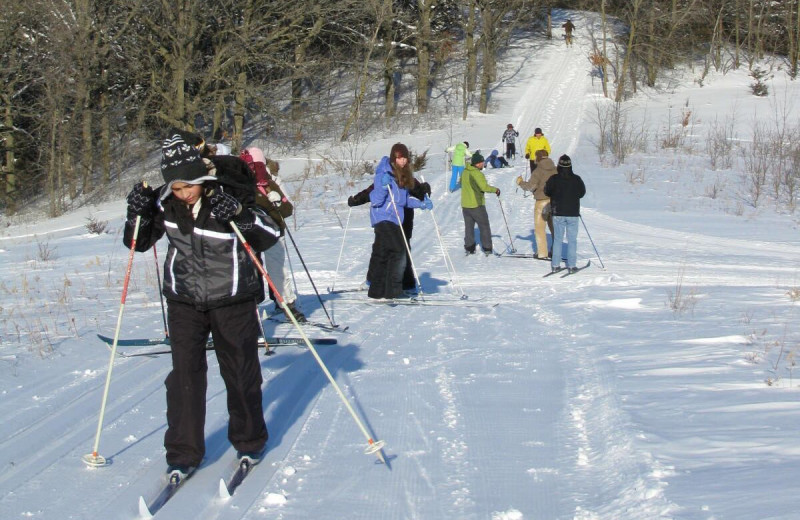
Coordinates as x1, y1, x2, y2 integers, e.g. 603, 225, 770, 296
2, 11, 800, 520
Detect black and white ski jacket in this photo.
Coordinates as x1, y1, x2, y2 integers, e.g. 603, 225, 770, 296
123, 185, 280, 311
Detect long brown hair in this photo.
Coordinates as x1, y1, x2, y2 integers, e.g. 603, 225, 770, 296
390, 143, 413, 189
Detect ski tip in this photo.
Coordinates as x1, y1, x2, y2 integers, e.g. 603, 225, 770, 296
138, 496, 154, 519
219, 478, 231, 500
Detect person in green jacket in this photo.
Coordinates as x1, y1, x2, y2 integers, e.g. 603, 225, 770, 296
445, 141, 471, 192
461, 152, 500, 255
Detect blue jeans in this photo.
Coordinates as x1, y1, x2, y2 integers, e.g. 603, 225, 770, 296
450, 165, 465, 192
551, 216, 579, 268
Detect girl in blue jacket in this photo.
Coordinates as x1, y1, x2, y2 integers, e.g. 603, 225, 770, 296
366, 143, 431, 299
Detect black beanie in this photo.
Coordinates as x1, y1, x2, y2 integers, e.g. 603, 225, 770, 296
471, 152, 485, 165
557, 154, 572, 168
534, 128, 543, 135
160, 134, 216, 198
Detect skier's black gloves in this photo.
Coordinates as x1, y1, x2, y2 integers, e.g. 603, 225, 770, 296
525, 154, 530, 159
347, 196, 357, 207
233, 208, 255, 231
495, 188, 501, 196
209, 190, 241, 224
421, 182, 431, 196
126, 182, 156, 226
126, 182, 156, 216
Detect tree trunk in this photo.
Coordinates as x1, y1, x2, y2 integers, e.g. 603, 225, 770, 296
479, 9, 495, 114
341, 5, 386, 141
794, 0, 800, 77
48, 109, 59, 217
645, 8, 657, 87
233, 71, 247, 154
81, 98, 93, 194
546, 8, 552, 39
212, 91, 226, 142
465, 0, 477, 94
100, 91, 111, 185
292, 15, 324, 121
416, 0, 432, 114
2, 94, 16, 213
616, 1, 640, 102
383, 10, 396, 120
734, 0, 741, 69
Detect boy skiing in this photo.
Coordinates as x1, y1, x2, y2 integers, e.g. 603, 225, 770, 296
461, 153, 500, 256
502, 124, 519, 160
563, 19, 575, 46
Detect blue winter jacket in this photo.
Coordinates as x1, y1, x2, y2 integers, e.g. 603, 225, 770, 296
488, 150, 504, 168
369, 156, 424, 226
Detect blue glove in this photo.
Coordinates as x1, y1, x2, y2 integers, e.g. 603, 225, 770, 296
381, 173, 393, 187
422, 196, 433, 210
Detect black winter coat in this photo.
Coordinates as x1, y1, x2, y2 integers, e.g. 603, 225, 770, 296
123, 183, 281, 311
544, 168, 586, 217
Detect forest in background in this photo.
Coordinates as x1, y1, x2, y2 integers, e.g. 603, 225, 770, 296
1, 0, 798, 216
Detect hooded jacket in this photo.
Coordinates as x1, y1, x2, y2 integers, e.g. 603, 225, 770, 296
461, 164, 498, 209
487, 150, 505, 168
524, 135, 551, 159
369, 156, 424, 226
543, 165, 586, 217
519, 157, 558, 200
502, 128, 519, 143
446, 142, 471, 167
123, 158, 281, 311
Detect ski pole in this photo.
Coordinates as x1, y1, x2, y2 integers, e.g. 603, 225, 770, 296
83, 211, 144, 467
496, 196, 517, 254
387, 186, 424, 296
420, 175, 464, 297
329, 206, 352, 293
256, 306, 273, 356
580, 215, 605, 269
229, 221, 386, 463
152, 244, 168, 340
282, 224, 339, 328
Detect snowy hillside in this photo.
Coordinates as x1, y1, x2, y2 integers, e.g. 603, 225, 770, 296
2, 11, 800, 520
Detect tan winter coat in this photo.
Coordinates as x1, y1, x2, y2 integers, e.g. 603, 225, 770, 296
519, 157, 557, 200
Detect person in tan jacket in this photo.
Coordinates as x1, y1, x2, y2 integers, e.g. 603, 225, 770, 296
516, 150, 557, 259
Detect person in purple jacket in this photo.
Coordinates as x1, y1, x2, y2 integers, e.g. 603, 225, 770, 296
366, 143, 432, 299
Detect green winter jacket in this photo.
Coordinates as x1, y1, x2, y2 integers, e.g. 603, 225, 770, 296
447, 142, 470, 167
461, 164, 498, 209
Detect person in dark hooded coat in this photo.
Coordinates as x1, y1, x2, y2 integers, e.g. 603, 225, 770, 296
544, 154, 586, 273
123, 133, 281, 480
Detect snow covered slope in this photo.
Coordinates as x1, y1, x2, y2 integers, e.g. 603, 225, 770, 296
2, 10, 800, 520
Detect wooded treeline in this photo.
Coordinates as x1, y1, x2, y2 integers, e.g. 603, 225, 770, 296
1, 0, 798, 216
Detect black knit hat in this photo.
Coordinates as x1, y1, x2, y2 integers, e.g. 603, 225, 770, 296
534, 127, 543, 135
471, 152, 485, 165
557, 154, 572, 168
160, 134, 216, 198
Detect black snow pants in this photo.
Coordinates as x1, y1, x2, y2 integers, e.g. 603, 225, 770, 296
164, 299, 267, 467
367, 221, 407, 299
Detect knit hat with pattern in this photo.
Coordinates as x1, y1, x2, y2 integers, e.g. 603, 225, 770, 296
160, 134, 216, 198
